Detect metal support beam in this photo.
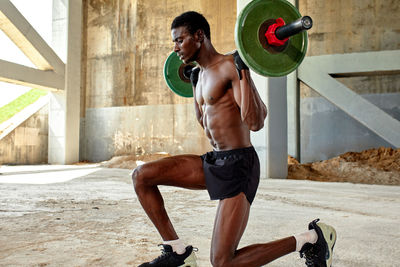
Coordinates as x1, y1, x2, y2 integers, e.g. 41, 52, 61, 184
298, 54, 400, 148
0, 0, 65, 74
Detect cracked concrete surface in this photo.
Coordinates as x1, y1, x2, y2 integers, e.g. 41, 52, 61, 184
0, 165, 399, 266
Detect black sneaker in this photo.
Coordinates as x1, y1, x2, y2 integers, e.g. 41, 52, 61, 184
138, 244, 197, 267
299, 219, 337, 267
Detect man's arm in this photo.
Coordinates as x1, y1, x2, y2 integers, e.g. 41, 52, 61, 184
232, 52, 267, 131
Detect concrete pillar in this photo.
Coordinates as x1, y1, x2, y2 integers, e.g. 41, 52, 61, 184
287, 72, 299, 160
49, 0, 82, 164
249, 71, 268, 178
286, 0, 300, 161
266, 77, 288, 178
237, 0, 289, 178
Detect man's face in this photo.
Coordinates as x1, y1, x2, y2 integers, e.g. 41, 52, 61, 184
171, 26, 200, 64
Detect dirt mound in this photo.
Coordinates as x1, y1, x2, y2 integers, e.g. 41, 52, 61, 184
100, 152, 171, 169
339, 147, 400, 172
101, 147, 400, 185
288, 147, 400, 185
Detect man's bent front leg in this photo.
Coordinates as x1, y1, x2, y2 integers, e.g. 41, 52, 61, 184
133, 174, 178, 240
132, 155, 206, 241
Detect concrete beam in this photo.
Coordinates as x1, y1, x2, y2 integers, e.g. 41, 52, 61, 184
48, 0, 82, 164
286, 0, 300, 160
0, 0, 65, 74
304, 50, 400, 76
64, 0, 82, 164
298, 58, 400, 148
0, 59, 64, 90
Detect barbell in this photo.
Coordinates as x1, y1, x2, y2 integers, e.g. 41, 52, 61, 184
164, 0, 313, 97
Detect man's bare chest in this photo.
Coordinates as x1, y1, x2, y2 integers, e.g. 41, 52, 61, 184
195, 71, 231, 105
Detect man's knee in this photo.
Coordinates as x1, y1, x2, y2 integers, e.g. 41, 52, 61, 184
210, 252, 232, 267
131, 165, 146, 191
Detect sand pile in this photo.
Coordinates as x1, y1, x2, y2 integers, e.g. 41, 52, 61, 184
288, 147, 400, 185
102, 147, 400, 185
100, 152, 171, 169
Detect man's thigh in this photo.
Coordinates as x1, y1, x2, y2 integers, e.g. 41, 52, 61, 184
211, 193, 251, 259
138, 154, 206, 190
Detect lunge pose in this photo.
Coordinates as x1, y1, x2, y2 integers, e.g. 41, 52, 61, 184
133, 11, 336, 267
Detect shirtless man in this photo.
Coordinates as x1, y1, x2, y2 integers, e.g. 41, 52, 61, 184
133, 11, 336, 267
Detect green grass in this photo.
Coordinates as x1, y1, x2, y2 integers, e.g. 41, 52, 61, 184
0, 89, 48, 124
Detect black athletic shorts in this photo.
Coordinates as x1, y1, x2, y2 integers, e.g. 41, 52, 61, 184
200, 146, 260, 205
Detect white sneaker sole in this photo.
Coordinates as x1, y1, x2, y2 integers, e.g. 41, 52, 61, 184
317, 222, 337, 267
179, 251, 198, 267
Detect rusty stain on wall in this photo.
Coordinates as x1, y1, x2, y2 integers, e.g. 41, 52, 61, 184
84, 0, 236, 108
84, 0, 399, 104
85, 0, 137, 108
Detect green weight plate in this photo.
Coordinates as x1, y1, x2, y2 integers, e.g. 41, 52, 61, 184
235, 0, 308, 77
163, 52, 194, 98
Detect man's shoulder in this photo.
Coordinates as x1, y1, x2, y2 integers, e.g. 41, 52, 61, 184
223, 51, 235, 62
217, 53, 238, 80
218, 53, 236, 70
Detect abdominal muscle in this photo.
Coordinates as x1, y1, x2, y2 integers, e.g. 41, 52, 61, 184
202, 97, 251, 151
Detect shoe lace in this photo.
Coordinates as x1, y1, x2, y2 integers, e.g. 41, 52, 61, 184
153, 244, 172, 261
301, 249, 315, 266
300, 244, 320, 266
153, 245, 199, 263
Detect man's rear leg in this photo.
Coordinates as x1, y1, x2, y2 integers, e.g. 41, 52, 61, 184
210, 193, 296, 267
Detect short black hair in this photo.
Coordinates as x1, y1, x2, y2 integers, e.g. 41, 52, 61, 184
171, 11, 211, 40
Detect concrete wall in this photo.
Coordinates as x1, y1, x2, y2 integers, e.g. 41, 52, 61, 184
83, 0, 236, 108
1, 0, 398, 165
295, 0, 400, 163
299, 0, 400, 97
0, 105, 48, 165
80, 0, 399, 163
81, 0, 236, 161
300, 93, 400, 162
81, 104, 209, 162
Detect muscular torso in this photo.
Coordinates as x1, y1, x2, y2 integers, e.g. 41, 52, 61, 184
194, 55, 251, 150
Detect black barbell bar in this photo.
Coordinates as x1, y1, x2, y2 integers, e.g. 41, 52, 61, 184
275, 16, 313, 41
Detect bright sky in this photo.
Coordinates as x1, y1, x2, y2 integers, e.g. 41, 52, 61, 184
0, 0, 53, 66
0, 0, 53, 106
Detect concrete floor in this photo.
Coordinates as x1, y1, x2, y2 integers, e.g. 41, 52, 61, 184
0, 165, 399, 266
